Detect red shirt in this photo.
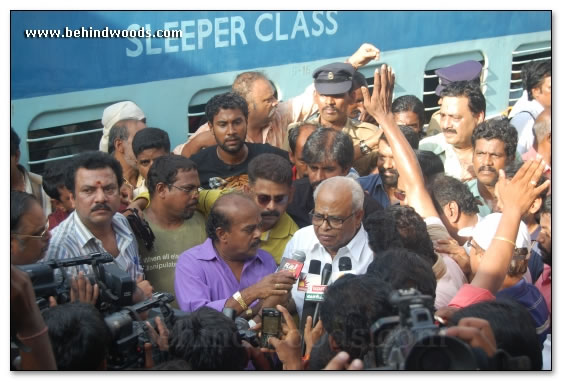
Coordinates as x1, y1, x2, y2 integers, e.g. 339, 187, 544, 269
448, 284, 495, 309
48, 209, 70, 231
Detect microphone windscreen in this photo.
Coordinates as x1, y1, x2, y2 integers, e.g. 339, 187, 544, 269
320, 263, 332, 284
308, 259, 321, 275
338, 256, 352, 271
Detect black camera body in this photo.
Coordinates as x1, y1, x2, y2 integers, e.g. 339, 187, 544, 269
17, 252, 117, 310
104, 292, 176, 370
369, 288, 532, 370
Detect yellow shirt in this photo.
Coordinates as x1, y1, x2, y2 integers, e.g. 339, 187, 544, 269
259, 212, 299, 265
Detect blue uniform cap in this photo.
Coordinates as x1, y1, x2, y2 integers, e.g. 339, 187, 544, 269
435, 60, 483, 96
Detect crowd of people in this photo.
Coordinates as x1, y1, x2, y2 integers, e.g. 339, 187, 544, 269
10, 42, 551, 371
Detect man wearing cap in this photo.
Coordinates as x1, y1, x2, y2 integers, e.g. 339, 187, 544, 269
419, 80, 486, 181
426, 60, 482, 137
174, 43, 381, 157
308, 62, 382, 176
99, 101, 147, 200
458, 213, 550, 345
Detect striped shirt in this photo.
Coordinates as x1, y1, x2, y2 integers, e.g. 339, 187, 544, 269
44, 211, 143, 280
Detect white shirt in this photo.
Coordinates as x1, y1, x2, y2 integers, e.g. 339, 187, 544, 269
508, 93, 544, 155
419, 133, 468, 181
285, 224, 374, 319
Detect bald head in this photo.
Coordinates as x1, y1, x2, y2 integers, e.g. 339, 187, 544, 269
313, 176, 364, 212
534, 106, 551, 143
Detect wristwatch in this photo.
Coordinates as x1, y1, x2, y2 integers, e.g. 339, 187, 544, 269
359, 140, 372, 155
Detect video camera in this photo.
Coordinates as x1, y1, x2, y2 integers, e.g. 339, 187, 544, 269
15, 252, 136, 311
369, 288, 532, 370
104, 291, 176, 370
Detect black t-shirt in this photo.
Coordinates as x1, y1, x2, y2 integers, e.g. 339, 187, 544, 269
190, 143, 289, 189
287, 177, 384, 228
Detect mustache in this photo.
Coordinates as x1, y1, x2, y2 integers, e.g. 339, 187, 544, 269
322, 106, 338, 113
250, 239, 261, 248
443, 128, 457, 134
91, 203, 111, 212
261, 210, 280, 218
381, 168, 399, 177
478, 166, 497, 174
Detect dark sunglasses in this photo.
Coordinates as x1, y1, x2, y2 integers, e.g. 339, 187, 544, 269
256, 194, 289, 206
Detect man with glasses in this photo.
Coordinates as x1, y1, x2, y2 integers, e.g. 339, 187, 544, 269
137, 155, 207, 305
45, 151, 152, 300
11, 191, 51, 265
284, 176, 374, 319
286, 127, 382, 228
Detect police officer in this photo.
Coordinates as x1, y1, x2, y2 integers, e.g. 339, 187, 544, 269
308, 62, 382, 176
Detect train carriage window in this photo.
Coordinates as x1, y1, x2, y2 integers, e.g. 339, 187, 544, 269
422, 52, 486, 130
509, 42, 551, 107
27, 120, 103, 175
186, 79, 281, 139
187, 85, 234, 139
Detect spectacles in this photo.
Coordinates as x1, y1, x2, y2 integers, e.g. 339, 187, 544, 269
256, 194, 289, 206
309, 210, 355, 229
12, 221, 50, 239
169, 184, 202, 196
394, 190, 406, 201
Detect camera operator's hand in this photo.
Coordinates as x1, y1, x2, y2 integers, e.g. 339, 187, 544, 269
323, 351, 364, 370
445, 317, 497, 357
135, 275, 154, 301
252, 271, 296, 300
267, 304, 303, 370
145, 316, 169, 352
70, 271, 99, 305
11, 265, 57, 370
435, 306, 460, 326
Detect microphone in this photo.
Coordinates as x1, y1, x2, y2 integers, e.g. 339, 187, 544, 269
277, 250, 306, 279
335, 256, 353, 279
300, 259, 322, 354
312, 263, 332, 327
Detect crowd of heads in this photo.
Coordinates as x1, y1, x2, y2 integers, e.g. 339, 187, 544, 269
10, 49, 551, 372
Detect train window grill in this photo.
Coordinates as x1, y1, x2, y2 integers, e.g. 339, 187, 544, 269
27, 120, 103, 175
509, 43, 551, 107
186, 85, 234, 139
422, 56, 486, 129
185, 79, 284, 140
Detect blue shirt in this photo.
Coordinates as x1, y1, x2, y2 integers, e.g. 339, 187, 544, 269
174, 238, 277, 312
357, 174, 391, 208
496, 279, 550, 345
